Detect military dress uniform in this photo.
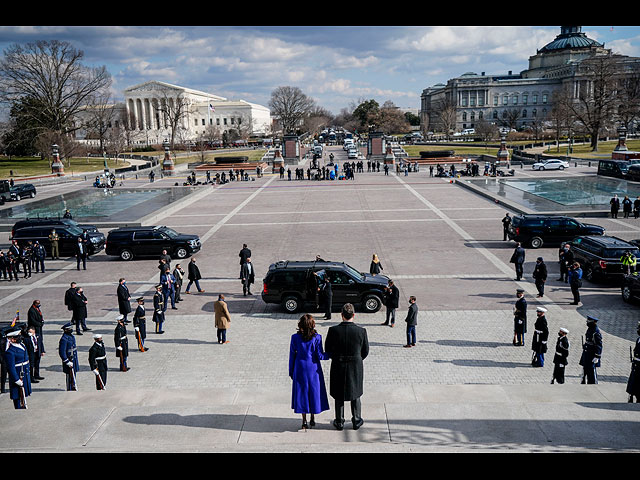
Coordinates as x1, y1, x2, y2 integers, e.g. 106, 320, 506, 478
58, 323, 79, 391
133, 298, 149, 351
4, 329, 32, 409
114, 316, 129, 372
579, 316, 603, 384
551, 328, 570, 384
88, 334, 108, 390
153, 287, 165, 334
531, 307, 549, 367
513, 289, 527, 346
626, 322, 640, 402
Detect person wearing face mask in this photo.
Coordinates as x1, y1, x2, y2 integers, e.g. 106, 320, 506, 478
626, 322, 640, 403
513, 288, 527, 346
88, 333, 108, 390
117, 278, 132, 324
403, 296, 418, 348
23, 326, 41, 384
58, 323, 79, 391
114, 315, 130, 372
185, 257, 204, 294
557, 243, 574, 283
551, 328, 570, 384
4, 328, 31, 409
133, 297, 149, 351
579, 316, 602, 384
27, 299, 45, 375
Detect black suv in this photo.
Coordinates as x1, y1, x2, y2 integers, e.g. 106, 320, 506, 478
0, 180, 10, 204
10, 224, 105, 256
11, 218, 99, 238
261, 260, 390, 314
105, 226, 201, 261
571, 235, 640, 283
621, 273, 640, 304
8, 183, 37, 201
508, 214, 605, 248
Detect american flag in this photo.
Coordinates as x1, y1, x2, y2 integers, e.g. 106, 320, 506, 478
10, 310, 19, 327
209, 104, 215, 112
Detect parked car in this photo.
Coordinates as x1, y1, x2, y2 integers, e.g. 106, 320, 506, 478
571, 235, 640, 283
531, 159, 570, 171
508, 214, 605, 248
261, 260, 390, 314
11, 218, 99, 239
621, 273, 640, 304
11, 224, 105, 257
8, 183, 37, 201
105, 225, 201, 261
0, 180, 10, 204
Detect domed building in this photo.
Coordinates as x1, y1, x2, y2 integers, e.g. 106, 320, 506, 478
419, 26, 637, 134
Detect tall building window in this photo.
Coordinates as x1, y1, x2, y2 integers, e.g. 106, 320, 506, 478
542, 94, 548, 104
494, 95, 499, 106
523, 94, 528, 105
503, 95, 508, 105
513, 95, 518, 105
533, 95, 538, 104
522, 109, 527, 118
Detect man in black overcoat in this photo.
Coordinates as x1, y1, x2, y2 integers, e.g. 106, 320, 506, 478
513, 288, 527, 346
510, 242, 526, 281
117, 278, 132, 323
532, 257, 547, 298
382, 280, 400, 327
238, 244, 251, 279
70, 287, 89, 335
321, 275, 333, 320
240, 257, 255, 295
325, 303, 369, 431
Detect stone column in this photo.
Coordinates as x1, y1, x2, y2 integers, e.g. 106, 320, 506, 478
162, 139, 175, 175
50, 143, 64, 175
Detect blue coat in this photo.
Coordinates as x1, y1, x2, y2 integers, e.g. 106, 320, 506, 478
289, 333, 330, 414
58, 332, 79, 373
4, 342, 32, 400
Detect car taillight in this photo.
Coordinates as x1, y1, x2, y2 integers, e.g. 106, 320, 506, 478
599, 260, 607, 269
263, 282, 268, 294
515, 227, 520, 235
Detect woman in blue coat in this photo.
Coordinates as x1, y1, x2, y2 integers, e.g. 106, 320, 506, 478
289, 314, 330, 429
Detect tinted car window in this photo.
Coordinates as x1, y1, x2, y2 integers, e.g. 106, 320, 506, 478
604, 248, 639, 258
133, 231, 153, 240
523, 218, 545, 227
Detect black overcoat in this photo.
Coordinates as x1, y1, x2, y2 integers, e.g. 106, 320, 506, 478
325, 321, 369, 401
188, 261, 202, 281
531, 315, 549, 354
117, 284, 132, 315
70, 292, 88, 322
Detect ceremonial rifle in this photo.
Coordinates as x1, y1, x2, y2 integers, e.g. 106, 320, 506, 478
18, 370, 28, 409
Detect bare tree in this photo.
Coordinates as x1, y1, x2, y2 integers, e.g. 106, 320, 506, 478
474, 118, 498, 146
269, 86, 315, 135
155, 92, 191, 149
430, 95, 457, 139
0, 40, 112, 140
82, 92, 118, 153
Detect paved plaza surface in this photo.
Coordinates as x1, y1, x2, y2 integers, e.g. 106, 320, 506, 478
1, 147, 639, 452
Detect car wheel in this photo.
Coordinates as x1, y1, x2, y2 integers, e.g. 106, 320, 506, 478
15, 194, 20, 201
119, 249, 134, 261
559, 166, 565, 170
175, 247, 188, 259
529, 237, 543, 249
622, 285, 633, 303
362, 294, 382, 313
282, 295, 301, 313
540, 166, 545, 171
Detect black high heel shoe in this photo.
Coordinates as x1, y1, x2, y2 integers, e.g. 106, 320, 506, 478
301, 421, 308, 429
309, 419, 315, 428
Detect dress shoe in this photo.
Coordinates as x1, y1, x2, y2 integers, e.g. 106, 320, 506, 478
143, 347, 149, 351
158, 331, 165, 334
198, 290, 205, 293
301, 421, 308, 430
403, 344, 412, 348
76, 331, 83, 335
309, 419, 316, 428
332, 419, 344, 431
32, 379, 39, 383
352, 418, 364, 430
171, 307, 178, 310
35, 376, 45, 380
84, 328, 92, 331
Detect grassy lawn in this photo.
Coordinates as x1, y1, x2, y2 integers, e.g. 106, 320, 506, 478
403, 144, 502, 157
0, 156, 130, 179
543, 139, 640, 158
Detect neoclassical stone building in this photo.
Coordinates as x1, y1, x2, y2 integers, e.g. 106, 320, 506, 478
76, 80, 271, 146
419, 26, 638, 134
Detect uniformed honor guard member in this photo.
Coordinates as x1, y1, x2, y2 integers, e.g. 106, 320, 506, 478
133, 297, 149, 351
58, 322, 79, 391
551, 328, 570, 384
88, 333, 108, 390
153, 285, 165, 334
114, 315, 130, 372
513, 288, 527, 346
4, 329, 31, 409
626, 322, 640, 402
579, 316, 603, 384
531, 307, 549, 367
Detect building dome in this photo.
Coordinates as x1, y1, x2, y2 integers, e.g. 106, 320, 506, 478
538, 26, 603, 53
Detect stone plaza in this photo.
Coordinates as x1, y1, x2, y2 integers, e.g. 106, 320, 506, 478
1, 147, 639, 452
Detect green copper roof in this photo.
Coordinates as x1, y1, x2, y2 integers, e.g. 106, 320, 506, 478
538, 26, 603, 53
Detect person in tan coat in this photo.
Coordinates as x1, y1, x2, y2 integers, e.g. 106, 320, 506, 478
214, 294, 231, 344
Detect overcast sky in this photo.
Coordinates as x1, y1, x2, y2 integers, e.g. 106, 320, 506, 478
1, 25, 639, 115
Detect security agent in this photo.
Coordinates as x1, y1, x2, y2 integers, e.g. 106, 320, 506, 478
579, 316, 603, 384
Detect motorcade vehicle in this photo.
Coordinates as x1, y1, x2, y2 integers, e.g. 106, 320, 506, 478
261, 260, 390, 314
531, 159, 570, 171
105, 225, 201, 261
11, 218, 99, 238
11, 224, 105, 256
508, 214, 605, 248
347, 148, 359, 159
8, 183, 37, 201
571, 235, 640, 283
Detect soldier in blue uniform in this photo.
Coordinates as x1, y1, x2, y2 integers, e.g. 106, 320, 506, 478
626, 322, 640, 402
4, 329, 31, 409
58, 322, 79, 391
133, 297, 149, 352
114, 315, 130, 372
88, 333, 108, 390
152, 285, 165, 334
579, 316, 603, 384
531, 307, 549, 367
551, 327, 570, 384
513, 288, 527, 346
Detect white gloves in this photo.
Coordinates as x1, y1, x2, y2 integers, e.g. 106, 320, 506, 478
117, 346, 123, 351
135, 327, 139, 332
93, 369, 99, 376
15, 379, 23, 387
66, 361, 73, 368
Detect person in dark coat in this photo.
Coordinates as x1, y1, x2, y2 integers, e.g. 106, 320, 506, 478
289, 314, 330, 429
173, 264, 185, 303
568, 262, 583, 305
27, 299, 45, 367
610, 194, 620, 218
551, 327, 570, 384
531, 307, 549, 367
117, 278, 132, 323
382, 279, 400, 327
634, 196, 640, 219
240, 257, 255, 296
623, 196, 633, 218
88, 333, 108, 390
557, 243, 574, 282
513, 288, 527, 346
369, 254, 383, 275
33, 241, 46, 273
75, 237, 87, 270
58, 323, 78, 391
510, 242, 526, 281
532, 257, 547, 298
114, 315, 130, 372
23, 325, 42, 384
70, 286, 89, 335
321, 275, 333, 320
185, 257, 204, 294
133, 297, 149, 351
502, 213, 511, 241
403, 296, 418, 348
626, 322, 640, 402
579, 316, 602, 384
239, 244, 251, 279
324, 303, 369, 431
152, 285, 165, 334
64, 282, 77, 322
4, 329, 31, 409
